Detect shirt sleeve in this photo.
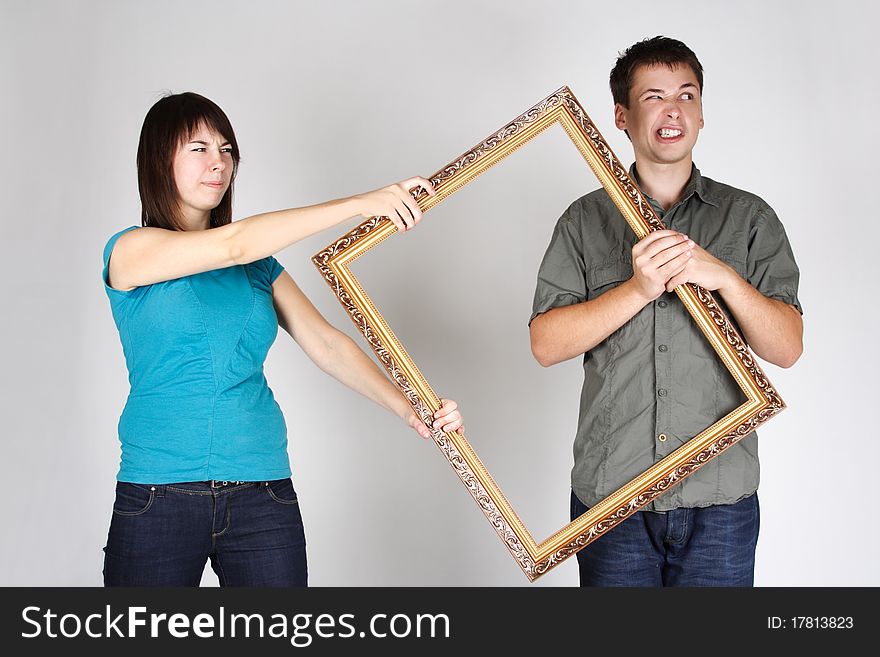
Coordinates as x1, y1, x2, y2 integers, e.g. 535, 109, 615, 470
747, 206, 803, 315
529, 207, 587, 325
102, 226, 140, 298
266, 256, 285, 285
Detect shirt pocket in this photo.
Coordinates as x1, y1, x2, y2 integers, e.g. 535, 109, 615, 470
585, 259, 635, 357
706, 245, 747, 280
586, 259, 632, 301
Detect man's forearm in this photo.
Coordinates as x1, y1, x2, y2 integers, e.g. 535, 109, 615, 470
530, 279, 651, 367
716, 271, 803, 368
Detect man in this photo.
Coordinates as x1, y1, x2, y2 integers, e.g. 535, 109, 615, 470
529, 36, 803, 586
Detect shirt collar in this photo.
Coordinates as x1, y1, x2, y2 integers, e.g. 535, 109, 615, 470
628, 163, 719, 209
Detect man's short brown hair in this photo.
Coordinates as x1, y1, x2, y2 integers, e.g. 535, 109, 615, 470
610, 36, 704, 108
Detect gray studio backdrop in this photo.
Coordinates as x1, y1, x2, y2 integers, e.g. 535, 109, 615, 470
2, 0, 877, 586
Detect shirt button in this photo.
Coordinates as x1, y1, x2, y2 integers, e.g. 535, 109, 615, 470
658, 388, 667, 397
658, 300, 668, 308
658, 433, 667, 442
658, 344, 668, 352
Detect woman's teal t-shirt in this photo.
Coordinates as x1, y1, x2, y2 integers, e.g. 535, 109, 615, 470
102, 226, 291, 484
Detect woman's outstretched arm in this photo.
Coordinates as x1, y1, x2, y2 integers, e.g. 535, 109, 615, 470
107, 177, 435, 291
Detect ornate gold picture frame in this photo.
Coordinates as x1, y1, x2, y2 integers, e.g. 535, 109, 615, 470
312, 86, 785, 581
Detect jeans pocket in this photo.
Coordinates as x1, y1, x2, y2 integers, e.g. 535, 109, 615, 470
112, 482, 155, 516
263, 478, 299, 505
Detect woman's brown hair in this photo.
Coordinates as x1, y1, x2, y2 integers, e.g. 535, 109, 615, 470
136, 92, 240, 230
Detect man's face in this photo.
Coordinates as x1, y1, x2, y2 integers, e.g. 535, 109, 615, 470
614, 63, 704, 167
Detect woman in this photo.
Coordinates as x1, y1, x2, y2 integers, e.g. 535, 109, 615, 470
102, 92, 463, 586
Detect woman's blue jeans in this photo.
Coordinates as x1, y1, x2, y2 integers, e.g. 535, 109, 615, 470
570, 491, 759, 587
103, 478, 307, 587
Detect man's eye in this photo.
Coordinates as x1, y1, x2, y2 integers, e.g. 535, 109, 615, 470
221, 147, 233, 153
681, 92, 694, 100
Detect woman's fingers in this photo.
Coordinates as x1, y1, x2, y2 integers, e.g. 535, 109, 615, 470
393, 177, 434, 231
433, 399, 458, 417
406, 399, 465, 438
386, 208, 407, 232
403, 176, 436, 197
359, 177, 435, 232
390, 191, 419, 231
432, 399, 463, 434
393, 186, 423, 228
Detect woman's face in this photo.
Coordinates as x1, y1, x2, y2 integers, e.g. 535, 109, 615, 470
172, 123, 234, 224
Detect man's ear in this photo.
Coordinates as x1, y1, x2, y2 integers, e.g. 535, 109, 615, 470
614, 103, 626, 131
614, 103, 632, 141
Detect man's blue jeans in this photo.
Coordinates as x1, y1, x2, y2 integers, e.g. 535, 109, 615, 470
570, 491, 759, 587
104, 479, 307, 587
